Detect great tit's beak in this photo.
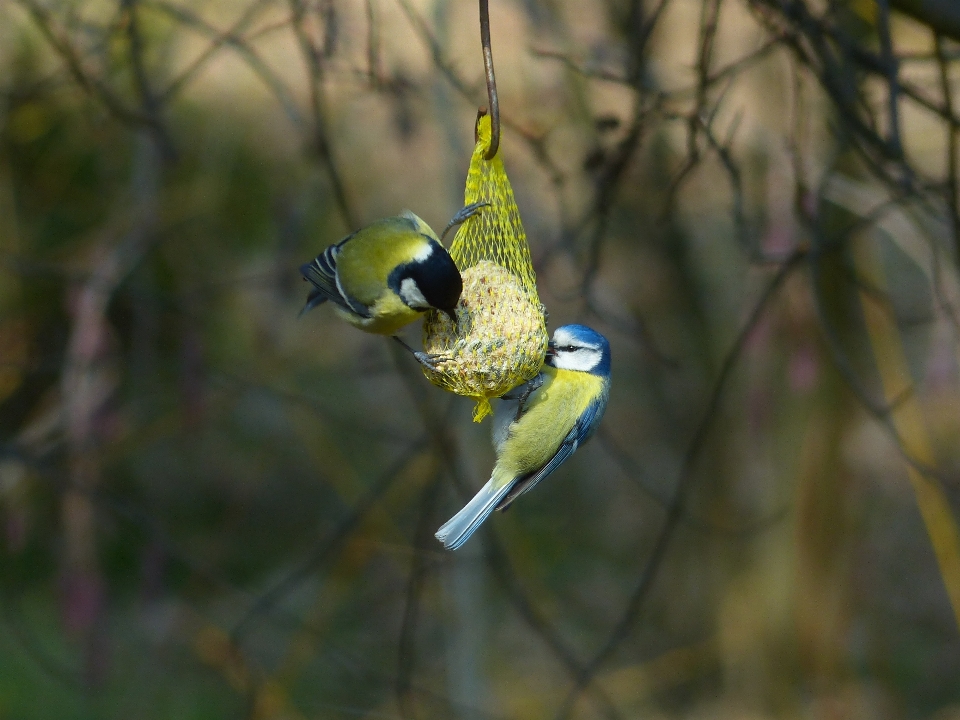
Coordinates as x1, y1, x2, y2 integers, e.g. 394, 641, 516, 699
443, 308, 458, 324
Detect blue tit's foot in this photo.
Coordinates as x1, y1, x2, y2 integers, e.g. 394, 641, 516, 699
440, 201, 491, 243
500, 373, 545, 419
500, 373, 544, 401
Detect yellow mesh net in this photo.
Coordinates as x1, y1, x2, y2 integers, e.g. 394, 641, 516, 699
422, 114, 548, 422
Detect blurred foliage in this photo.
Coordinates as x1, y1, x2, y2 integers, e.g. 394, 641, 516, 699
1, 0, 960, 719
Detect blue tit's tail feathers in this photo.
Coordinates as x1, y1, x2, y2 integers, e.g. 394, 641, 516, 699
495, 470, 545, 512
435, 477, 514, 551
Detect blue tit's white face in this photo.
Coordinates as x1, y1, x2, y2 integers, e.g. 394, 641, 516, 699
548, 326, 606, 373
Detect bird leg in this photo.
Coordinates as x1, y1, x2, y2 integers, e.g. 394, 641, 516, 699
392, 336, 449, 371
439, 201, 491, 243
500, 373, 545, 419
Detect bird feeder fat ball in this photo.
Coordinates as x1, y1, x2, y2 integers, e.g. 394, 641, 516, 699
421, 114, 548, 422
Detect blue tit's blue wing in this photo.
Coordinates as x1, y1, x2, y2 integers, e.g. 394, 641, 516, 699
494, 394, 606, 512
495, 432, 579, 512
299, 236, 371, 318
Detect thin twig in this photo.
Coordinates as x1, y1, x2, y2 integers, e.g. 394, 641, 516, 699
151, 0, 305, 133
153, 0, 275, 105
935, 34, 960, 265
396, 470, 442, 720
122, 0, 176, 161
14, 0, 152, 129
230, 440, 426, 644
388, 345, 625, 720
288, 0, 357, 228
876, 0, 903, 160
554, 249, 806, 720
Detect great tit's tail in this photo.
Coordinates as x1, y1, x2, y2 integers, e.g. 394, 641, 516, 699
435, 474, 513, 551
299, 287, 329, 317
299, 253, 337, 316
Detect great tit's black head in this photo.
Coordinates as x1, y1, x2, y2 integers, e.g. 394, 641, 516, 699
389, 240, 462, 318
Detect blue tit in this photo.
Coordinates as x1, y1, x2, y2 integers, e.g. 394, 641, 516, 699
300, 204, 485, 338
435, 324, 612, 550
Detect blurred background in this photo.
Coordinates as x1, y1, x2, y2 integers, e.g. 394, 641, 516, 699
2, 0, 960, 718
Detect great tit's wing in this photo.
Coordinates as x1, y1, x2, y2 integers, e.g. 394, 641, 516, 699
299, 236, 371, 318
494, 396, 606, 512
333, 217, 431, 309
435, 476, 515, 551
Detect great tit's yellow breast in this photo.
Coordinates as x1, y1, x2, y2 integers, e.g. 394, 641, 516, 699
493, 367, 604, 487
336, 223, 428, 307
333, 294, 420, 335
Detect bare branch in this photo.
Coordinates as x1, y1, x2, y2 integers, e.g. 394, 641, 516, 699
935, 34, 960, 262
554, 249, 806, 720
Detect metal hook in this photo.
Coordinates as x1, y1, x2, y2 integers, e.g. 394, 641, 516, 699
479, 0, 500, 160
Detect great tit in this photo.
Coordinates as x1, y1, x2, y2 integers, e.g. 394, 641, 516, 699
300, 205, 484, 339
435, 324, 612, 550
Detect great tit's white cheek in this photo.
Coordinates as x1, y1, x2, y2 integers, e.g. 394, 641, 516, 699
399, 277, 430, 309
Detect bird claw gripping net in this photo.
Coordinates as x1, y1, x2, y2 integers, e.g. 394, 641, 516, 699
422, 114, 548, 422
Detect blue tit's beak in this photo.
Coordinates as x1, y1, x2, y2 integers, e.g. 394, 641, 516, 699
545, 341, 557, 360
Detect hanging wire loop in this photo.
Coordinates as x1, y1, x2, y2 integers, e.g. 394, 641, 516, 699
479, 0, 500, 160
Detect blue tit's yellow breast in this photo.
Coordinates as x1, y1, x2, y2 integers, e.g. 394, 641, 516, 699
493, 367, 605, 486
